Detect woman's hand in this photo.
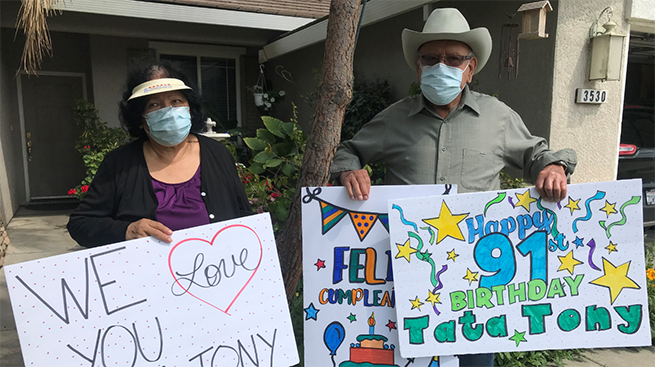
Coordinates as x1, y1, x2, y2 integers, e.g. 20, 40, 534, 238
126, 219, 173, 243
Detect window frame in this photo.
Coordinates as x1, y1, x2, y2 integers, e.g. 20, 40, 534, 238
149, 41, 246, 126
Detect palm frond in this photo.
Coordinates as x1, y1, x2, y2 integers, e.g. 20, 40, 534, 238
16, 0, 64, 75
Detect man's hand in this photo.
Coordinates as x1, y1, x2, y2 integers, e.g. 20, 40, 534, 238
340, 169, 371, 201
126, 219, 173, 243
535, 164, 567, 202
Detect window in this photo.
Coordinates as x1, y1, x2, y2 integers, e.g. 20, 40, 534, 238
151, 42, 245, 128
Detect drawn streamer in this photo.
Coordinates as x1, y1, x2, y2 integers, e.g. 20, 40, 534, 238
420, 226, 436, 245
536, 198, 559, 238
586, 239, 600, 271
393, 204, 418, 232
484, 193, 506, 216
408, 232, 446, 315
572, 191, 606, 233
431, 265, 448, 316
599, 196, 641, 238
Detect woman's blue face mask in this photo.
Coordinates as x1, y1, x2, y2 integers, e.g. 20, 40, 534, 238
420, 61, 469, 106
144, 106, 191, 147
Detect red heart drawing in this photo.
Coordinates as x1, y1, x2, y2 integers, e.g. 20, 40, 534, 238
167, 224, 263, 315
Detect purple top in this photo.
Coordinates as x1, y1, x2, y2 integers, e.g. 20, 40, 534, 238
151, 166, 210, 231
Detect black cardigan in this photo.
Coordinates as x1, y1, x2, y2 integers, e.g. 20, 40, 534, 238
67, 134, 253, 247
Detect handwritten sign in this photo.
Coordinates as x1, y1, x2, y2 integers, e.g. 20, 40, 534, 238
5, 213, 298, 367
301, 186, 459, 367
388, 180, 651, 357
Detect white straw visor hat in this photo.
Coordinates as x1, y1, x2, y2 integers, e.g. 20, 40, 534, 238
402, 8, 492, 74
128, 78, 191, 101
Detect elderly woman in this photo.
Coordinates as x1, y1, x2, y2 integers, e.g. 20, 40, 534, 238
67, 60, 252, 248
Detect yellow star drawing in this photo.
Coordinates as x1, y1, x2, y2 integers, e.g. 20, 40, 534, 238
447, 249, 459, 262
515, 190, 536, 212
605, 241, 618, 254
422, 201, 468, 244
557, 250, 583, 275
564, 197, 581, 215
590, 258, 640, 304
600, 201, 617, 217
395, 239, 417, 263
425, 291, 441, 306
463, 268, 479, 285
410, 296, 424, 310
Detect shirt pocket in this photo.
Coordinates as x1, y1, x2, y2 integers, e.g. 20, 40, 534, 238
460, 148, 495, 192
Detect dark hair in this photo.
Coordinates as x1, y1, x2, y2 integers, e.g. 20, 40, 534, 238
119, 59, 206, 139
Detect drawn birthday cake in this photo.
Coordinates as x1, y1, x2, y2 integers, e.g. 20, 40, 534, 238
339, 313, 399, 367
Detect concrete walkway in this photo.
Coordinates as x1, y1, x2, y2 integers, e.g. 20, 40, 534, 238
0, 208, 83, 367
0, 208, 653, 367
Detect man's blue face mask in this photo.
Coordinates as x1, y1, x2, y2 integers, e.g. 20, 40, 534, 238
144, 106, 192, 147
419, 61, 469, 106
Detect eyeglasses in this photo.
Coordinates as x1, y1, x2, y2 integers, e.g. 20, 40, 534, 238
418, 54, 474, 67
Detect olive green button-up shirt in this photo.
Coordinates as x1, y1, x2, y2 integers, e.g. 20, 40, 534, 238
330, 86, 577, 193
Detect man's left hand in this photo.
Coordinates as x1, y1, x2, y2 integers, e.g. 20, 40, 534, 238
535, 164, 567, 202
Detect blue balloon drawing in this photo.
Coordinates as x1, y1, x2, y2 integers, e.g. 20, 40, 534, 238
324, 321, 346, 366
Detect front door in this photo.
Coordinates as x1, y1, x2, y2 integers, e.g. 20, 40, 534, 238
20, 74, 86, 200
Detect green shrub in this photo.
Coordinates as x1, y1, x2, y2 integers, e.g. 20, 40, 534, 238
68, 100, 130, 199
236, 103, 306, 233
645, 241, 655, 343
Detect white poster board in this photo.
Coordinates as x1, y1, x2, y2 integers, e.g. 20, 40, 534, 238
302, 185, 459, 367
388, 180, 651, 357
5, 213, 298, 367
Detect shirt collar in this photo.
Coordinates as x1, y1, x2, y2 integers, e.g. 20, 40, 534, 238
408, 84, 481, 117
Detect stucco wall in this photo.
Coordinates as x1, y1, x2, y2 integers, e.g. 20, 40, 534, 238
628, 0, 655, 32
266, 1, 559, 162
90, 35, 149, 128
549, 0, 630, 184
0, 28, 25, 222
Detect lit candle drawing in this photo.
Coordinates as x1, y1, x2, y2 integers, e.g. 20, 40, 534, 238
368, 312, 376, 334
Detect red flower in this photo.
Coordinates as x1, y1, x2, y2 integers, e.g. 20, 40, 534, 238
327, 183, 332, 187
271, 192, 281, 198
81, 185, 89, 193
84, 145, 90, 149
68, 188, 77, 195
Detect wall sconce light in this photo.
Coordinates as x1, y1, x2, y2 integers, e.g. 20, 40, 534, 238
517, 0, 553, 40
589, 7, 626, 81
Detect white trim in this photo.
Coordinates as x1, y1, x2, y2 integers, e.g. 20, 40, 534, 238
16, 71, 87, 202
260, 0, 436, 62
55, 0, 315, 31
150, 42, 243, 126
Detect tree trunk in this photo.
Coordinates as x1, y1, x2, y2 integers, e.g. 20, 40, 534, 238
278, 0, 362, 299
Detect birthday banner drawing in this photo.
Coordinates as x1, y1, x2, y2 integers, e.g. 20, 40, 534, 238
5, 213, 298, 367
302, 186, 459, 367
388, 179, 651, 358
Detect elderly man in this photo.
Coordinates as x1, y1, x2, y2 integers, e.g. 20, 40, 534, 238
330, 8, 577, 367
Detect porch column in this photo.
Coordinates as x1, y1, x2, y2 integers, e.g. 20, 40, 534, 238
549, 0, 630, 184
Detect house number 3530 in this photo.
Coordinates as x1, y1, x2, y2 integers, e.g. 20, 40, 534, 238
575, 88, 607, 104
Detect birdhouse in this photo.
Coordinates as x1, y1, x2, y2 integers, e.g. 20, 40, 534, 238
517, 0, 553, 40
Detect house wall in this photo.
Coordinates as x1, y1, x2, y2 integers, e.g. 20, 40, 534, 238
549, 0, 631, 184
90, 35, 149, 128
628, 0, 655, 32
267, 1, 558, 161
0, 29, 93, 212
0, 28, 25, 222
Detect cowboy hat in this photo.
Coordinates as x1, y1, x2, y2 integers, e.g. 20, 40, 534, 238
402, 8, 492, 74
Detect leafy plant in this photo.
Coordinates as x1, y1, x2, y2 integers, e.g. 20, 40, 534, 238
341, 78, 392, 141
645, 241, 655, 343
68, 100, 130, 199
409, 81, 422, 97
495, 348, 582, 367
238, 103, 306, 232
500, 171, 529, 190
